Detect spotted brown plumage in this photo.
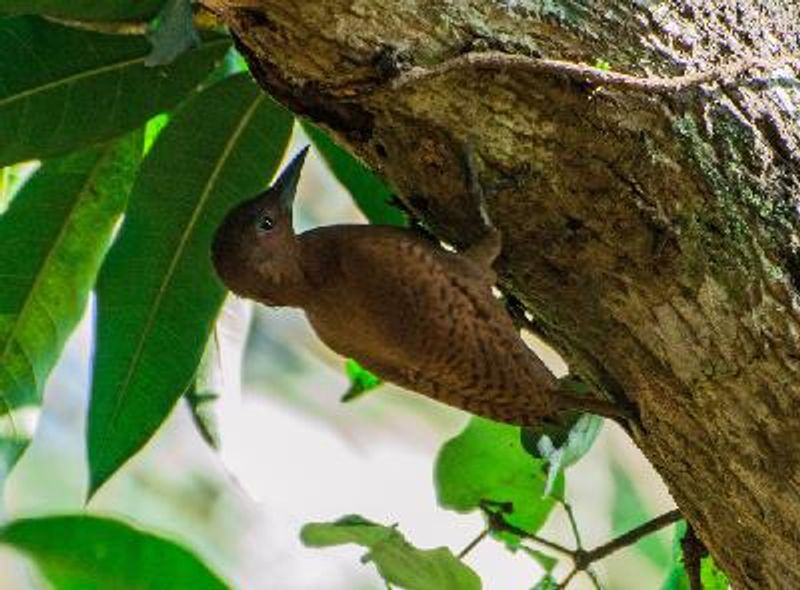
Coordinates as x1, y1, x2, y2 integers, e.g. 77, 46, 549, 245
211, 147, 628, 426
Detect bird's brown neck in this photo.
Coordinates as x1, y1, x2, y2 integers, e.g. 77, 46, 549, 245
249, 240, 313, 307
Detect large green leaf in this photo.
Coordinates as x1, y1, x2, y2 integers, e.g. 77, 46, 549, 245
302, 122, 407, 226
0, 134, 143, 412
435, 417, 561, 544
0, 16, 229, 167
0, 136, 141, 488
0, 515, 228, 589
88, 73, 293, 496
0, 0, 166, 20
301, 515, 481, 590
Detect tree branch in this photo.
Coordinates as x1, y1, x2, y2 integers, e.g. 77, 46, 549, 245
389, 51, 800, 95
207, 1, 800, 586
483, 503, 682, 588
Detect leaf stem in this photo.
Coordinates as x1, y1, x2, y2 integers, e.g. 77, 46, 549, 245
483, 508, 573, 556
458, 527, 490, 559
559, 500, 583, 550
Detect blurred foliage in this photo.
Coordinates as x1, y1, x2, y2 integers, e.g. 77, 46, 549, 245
662, 522, 729, 590
302, 514, 481, 590
0, 0, 166, 21
611, 462, 672, 570
0, 515, 229, 588
521, 410, 603, 496
436, 417, 562, 546
0, 8, 716, 590
145, 0, 200, 67
341, 358, 383, 402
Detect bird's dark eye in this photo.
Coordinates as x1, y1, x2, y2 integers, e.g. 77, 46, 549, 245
256, 214, 274, 233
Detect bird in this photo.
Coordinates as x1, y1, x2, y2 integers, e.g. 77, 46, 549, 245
211, 146, 630, 427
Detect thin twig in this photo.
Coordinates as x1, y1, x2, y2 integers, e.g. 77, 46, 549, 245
555, 510, 682, 588
390, 51, 799, 95
484, 508, 573, 556
557, 568, 580, 590
680, 524, 708, 590
458, 527, 490, 559
560, 500, 584, 550
487, 504, 681, 589
578, 509, 682, 566
585, 567, 603, 590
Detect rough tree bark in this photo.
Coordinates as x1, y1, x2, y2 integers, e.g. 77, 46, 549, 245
200, 1, 800, 587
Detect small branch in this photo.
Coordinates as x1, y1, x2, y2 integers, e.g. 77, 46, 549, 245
482, 500, 681, 588
458, 527, 490, 559
556, 568, 580, 590
560, 500, 584, 550
577, 509, 682, 567
390, 50, 799, 94
483, 507, 573, 556
680, 524, 708, 590
585, 568, 603, 590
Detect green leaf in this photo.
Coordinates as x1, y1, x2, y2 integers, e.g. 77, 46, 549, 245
0, 0, 166, 21
0, 515, 228, 589
302, 122, 407, 226
699, 558, 730, 590
0, 16, 229, 167
520, 546, 558, 573
611, 463, 672, 570
661, 522, 729, 590
301, 515, 481, 590
88, 73, 293, 497
0, 163, 36, 213
0, 435, 28, 491
520, 413, 603, 496
185, 388, 220, 449
341, 358, 383, 402
0, 134, 143, 414
435, 417, 561, 544
146, 0, 200, 67
532, 574, 558, 590
144, 114, 171, 154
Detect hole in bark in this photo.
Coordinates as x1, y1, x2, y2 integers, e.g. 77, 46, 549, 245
783, 246, 800, 293
409, 193, 429, 213
234, 8, 275, 30
565, 215, 584, 231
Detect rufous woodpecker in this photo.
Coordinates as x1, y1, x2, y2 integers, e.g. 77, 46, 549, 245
211, 147, 629, 427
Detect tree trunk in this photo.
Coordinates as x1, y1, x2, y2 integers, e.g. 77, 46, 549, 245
200, 1, 800, 587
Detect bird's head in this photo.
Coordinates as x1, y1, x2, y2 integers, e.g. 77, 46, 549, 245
212, 146, 309, 303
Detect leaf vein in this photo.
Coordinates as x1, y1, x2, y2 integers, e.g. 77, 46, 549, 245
107, 94, 266, 425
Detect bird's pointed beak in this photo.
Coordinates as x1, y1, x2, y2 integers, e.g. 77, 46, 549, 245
272, 146, 310, 211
